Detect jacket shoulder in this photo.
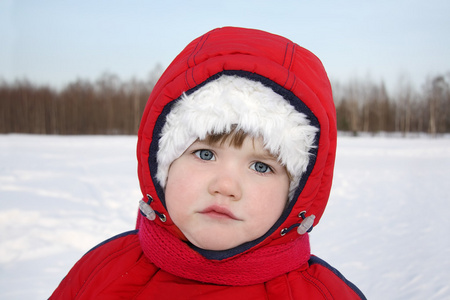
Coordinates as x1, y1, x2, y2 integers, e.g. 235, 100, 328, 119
50, 230, 157, 299
304, 255, 366, 300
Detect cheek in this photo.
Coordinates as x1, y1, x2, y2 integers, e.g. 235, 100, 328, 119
164, 177, 178, 219
165, 164, 188, 219
165, 161, 203, 220
246, 180, 289, 225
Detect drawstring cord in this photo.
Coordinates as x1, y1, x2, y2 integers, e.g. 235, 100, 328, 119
297, 212, 315, 235
281, 211, 315, 236
139, 194, 166, 222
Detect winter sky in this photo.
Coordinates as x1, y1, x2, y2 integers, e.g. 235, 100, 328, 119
1, 0, 449, 93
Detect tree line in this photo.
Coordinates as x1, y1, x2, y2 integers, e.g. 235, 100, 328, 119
0, 67, 162, 135
333, 74, 450, 135
1, 68, 449, 135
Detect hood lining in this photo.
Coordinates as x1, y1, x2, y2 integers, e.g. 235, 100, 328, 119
148, 70, 320, 260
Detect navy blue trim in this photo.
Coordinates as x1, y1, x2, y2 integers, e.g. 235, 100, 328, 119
149, 99, 176, 209
309, 256, 367, 299
148, 70, 320, 261
85, 230, 139, 255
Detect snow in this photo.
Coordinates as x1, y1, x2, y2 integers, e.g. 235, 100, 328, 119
1, 134, 449, 299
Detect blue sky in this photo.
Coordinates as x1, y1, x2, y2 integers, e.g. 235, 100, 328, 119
1, 0, 449, 93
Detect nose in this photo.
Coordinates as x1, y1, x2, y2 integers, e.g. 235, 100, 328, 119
208, 169, 242, 200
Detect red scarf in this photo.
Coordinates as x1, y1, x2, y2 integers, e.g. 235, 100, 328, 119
138, 217, 311, 286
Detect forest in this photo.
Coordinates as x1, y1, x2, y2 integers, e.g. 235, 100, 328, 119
1, 67, 449, 135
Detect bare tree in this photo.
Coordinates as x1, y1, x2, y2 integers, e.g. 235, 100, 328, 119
423, 75, 450, 135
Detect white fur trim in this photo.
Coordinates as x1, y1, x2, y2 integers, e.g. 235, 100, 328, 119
157, 75, 318, 199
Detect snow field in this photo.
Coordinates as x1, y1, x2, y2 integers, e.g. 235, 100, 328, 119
0, 134, 449, 299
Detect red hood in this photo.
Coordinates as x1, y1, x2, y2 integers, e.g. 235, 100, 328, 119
136, 27, 336, 260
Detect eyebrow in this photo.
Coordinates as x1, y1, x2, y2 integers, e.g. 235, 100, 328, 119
252, 151, 279, 162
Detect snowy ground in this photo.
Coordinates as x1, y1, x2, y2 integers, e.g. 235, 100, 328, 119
0, 134, 449, 299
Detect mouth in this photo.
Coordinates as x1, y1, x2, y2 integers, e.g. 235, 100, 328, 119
200, 205, 240, 220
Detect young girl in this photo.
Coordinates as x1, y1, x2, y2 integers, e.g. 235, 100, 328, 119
51, 26, 366, 299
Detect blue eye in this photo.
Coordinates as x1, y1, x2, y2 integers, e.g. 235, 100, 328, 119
251, 162, 271, 173
194, 149, 215, 161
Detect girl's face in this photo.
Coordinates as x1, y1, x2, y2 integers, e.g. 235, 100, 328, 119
165, 136, 289, 251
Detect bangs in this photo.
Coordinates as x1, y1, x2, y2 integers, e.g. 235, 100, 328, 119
202, 126, 248, 148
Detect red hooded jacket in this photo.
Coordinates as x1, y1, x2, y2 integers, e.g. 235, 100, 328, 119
51, 27, 366, 299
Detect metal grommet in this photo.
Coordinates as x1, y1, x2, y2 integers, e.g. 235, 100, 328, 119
280, 228, 288, 236
159, 214, 167, 222
146, 194, 154, 203
298, 211, 306, 219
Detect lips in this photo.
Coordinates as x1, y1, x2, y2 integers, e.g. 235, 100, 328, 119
200, 205, 240, 220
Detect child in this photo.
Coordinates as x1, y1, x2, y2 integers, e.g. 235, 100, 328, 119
51, 27, 366, 299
